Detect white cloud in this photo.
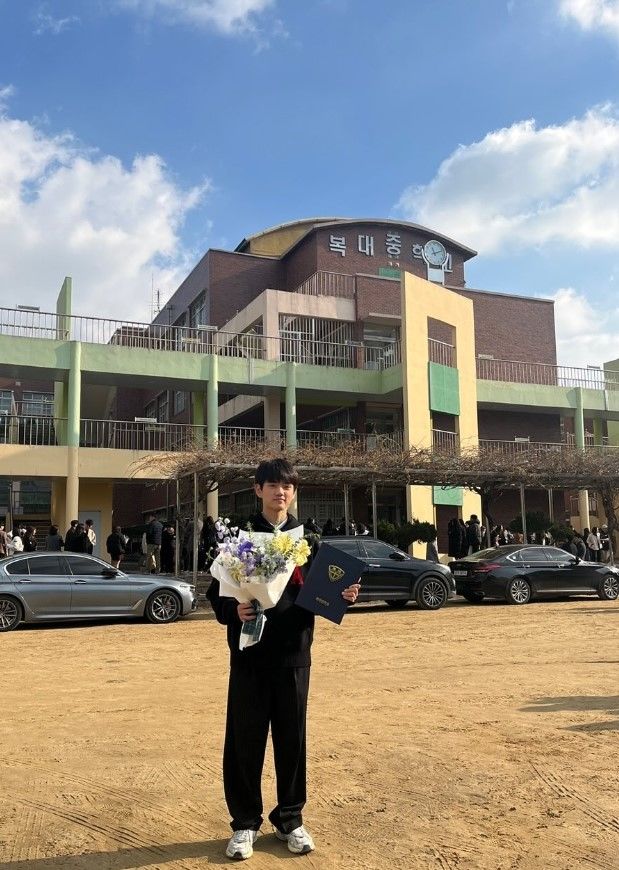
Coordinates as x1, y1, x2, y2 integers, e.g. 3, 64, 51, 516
558, 0, 619, 40
115, 0, 277, 35
396, 106, 619, 254
0, 102, 209, 321
32, 5, 80, 36
551, 287, 619, 366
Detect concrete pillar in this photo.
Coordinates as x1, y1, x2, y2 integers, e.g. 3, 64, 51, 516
285, 363, 297, 449
207, 355, 219, 448
65, 342, 82, 530
263, 393, 281, 444
206, 355, 219, 517
574, 388, 590, 530
593, 418, 604, 447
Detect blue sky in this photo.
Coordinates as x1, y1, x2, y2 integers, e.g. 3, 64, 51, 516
1, 0, 619, 365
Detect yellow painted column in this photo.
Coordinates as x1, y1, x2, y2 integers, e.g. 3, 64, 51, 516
400, 271, 481, 549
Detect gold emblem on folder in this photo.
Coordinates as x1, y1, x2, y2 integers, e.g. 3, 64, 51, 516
328, 564, 345, 583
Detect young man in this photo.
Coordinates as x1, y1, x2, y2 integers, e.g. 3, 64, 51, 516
207, 458, 360, 861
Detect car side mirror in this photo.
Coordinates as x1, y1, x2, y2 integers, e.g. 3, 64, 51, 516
573, 556, 580, 565
102, 568, 118, 577
389, 552, 406, 561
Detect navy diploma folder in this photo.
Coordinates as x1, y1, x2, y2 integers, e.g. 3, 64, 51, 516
295, 542, 365, 624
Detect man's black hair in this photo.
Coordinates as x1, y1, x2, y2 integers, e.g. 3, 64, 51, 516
255, 458, 299, 489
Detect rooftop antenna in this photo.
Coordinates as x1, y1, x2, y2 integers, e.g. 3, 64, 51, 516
150, 274, 162, 321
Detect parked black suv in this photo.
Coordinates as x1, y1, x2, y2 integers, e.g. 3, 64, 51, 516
324, 536, 455, 610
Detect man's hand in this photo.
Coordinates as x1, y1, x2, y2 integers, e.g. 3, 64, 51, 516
341, 582, 361, 603
237, 602, 257, 622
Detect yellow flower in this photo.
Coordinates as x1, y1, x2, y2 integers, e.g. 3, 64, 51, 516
293, 538, 311, 566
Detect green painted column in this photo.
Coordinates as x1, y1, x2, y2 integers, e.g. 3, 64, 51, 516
67, 341, 82, 448
286, 362, 297, 449
574, 388, 590, 529
593, 418, 604, 447
206, 355, 219, 518
207, 354, 219, 449
192, 390, 206, 439
574, 388, 585, 449
66, 341, 81, 535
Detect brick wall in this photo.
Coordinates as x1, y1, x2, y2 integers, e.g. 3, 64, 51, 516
453, 288, 557, 365
208, 250, 284, 327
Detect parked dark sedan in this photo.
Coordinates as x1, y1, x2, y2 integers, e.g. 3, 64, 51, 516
325, 536, 455, 610
449, 545, 619, 605
0, 552, 197, 631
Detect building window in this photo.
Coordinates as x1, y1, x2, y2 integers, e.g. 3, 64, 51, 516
145, 401, 156, 420
189, 292, 207, 328
0, 391, 14, 414
22, 392, 54, 416
173, 391, 186, 415
157, 392, 169, 423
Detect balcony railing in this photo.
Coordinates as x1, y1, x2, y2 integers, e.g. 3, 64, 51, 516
432, 429, 458, 453
80, 419, 208, 451
0, 414, 61, 446
0, 307, 401, 371
428, 338, 455, 368
294, 271, 356, 299
476, 357, 619, 391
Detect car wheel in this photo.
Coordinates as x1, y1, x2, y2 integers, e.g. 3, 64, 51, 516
462, 591, 485, 604
416, 577, 448, 610
0, 596, 22, 632
506, 577, 531, 605
599, 574, 619, 601
145, 590, 182, 624
386, 600, 408, 609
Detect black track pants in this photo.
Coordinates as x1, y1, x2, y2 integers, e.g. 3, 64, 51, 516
223, 665, 310, 833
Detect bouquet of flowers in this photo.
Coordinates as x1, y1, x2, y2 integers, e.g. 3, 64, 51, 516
210, 526, 311, 649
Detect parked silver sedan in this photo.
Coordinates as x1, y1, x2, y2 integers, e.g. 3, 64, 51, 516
0, 552, 197, 631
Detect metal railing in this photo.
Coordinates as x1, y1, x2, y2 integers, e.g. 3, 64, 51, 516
0, 415, 62, 446
432, 429, 458, 453
218, 427, 286, 448
0, 306, 402, 371
80, 419, 208, 452
294, 271, 356, 299
428, 338, 455, 368
476, 357, 619, 391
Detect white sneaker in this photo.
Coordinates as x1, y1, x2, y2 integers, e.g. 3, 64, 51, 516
275, 825, 315, 854
225, 829, 258, 860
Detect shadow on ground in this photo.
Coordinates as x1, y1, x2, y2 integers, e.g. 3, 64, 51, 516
521, 694, 619, 733
0, 832, 301, 870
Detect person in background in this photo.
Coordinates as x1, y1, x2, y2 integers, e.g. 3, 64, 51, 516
0, 522, 8, 558
599, 525, 610, 563
23, 526, 37, 552
71, 523, 90, 554
145, 513, 163, 574
321, 518, 335, 537
45, 524, 64, 551
85, 518, 96, 555
160, 524, 176, 573
587, 526, 601, 562
10, 528, 24, 552
64, 520, 78, 552
573, 532, 587, 561
466, 514, 483, 554
458, 519, 469, 557
106, 526, 126, 568
356, 521, 370, 536
425, 536, 439, 562
202, 516, 218, 568
448, 517, 465, 557
304, 517, 321, 535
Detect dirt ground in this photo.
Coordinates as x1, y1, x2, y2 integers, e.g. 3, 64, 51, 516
0, 595, 618, 870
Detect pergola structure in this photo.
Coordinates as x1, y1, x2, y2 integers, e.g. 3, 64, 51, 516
133, 443, 619, 582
